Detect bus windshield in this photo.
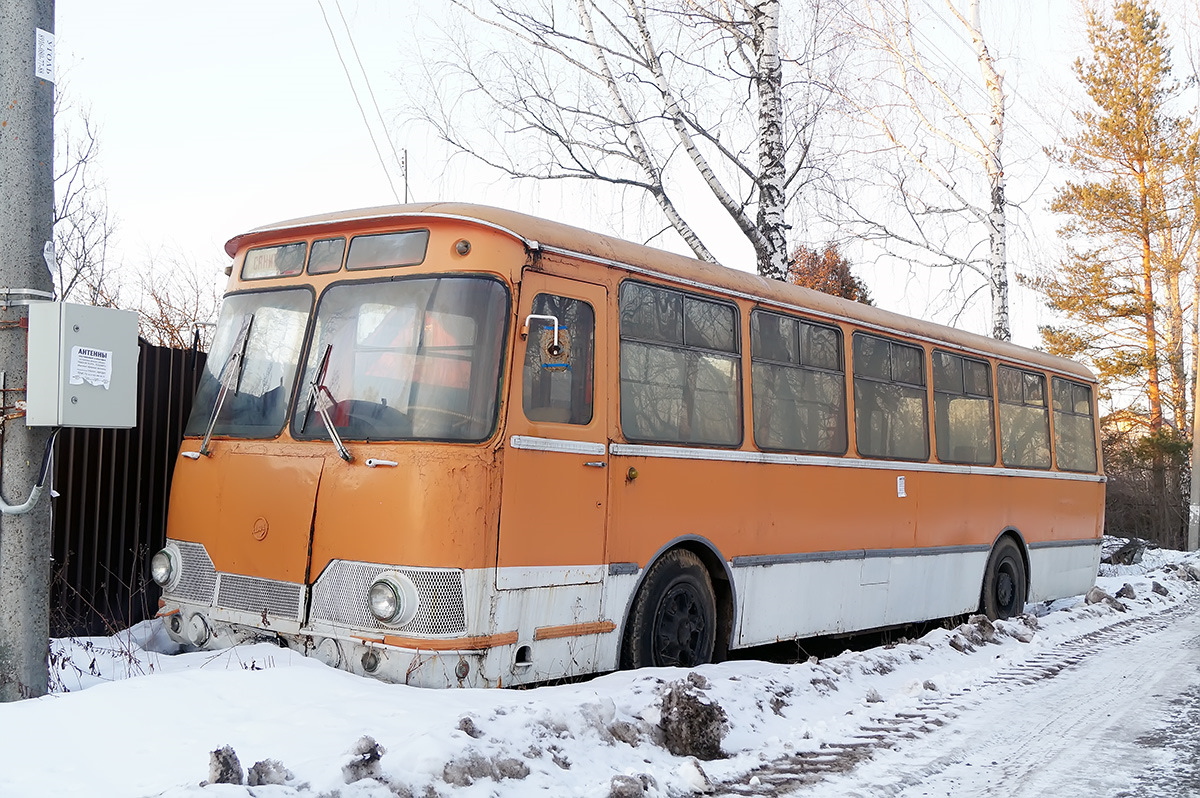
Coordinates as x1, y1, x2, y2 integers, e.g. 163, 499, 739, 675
292, 275, 509, 442
185, 288, 313, 439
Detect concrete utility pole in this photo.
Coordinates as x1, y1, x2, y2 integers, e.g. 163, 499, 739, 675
0, 0, 56, 702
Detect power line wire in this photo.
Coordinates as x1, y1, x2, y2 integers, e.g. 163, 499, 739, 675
334, 1, 410, 203
317, 0, 402, 204
876, 0, 1046, 150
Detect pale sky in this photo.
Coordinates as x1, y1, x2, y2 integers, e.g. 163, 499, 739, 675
52, 1, 1104, 345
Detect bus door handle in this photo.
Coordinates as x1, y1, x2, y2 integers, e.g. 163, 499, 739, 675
583, 461, 607, 468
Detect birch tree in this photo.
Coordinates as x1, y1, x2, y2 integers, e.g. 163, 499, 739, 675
834, 0, 1013, 339
413, 0, 844, 279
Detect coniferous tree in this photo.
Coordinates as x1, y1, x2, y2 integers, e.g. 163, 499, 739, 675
1039, 0, 1199, 545
1041, 0, 1197, 428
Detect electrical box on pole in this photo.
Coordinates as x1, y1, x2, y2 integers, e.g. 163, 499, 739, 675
25, 303, 138, 428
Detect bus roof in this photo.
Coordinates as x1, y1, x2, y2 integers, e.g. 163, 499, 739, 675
226, 202, 1094, 382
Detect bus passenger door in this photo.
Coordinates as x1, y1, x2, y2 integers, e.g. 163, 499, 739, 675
497, 273, 608, 590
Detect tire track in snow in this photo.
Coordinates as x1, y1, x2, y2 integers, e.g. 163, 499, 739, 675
714, 593, 1200, 797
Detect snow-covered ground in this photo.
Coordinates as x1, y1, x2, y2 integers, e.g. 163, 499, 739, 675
2, 541, 1198, 798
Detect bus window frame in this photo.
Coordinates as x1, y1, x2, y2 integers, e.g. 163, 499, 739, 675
931, 348, 997, 466
521, 291, 597, 427
749, 307, 849, 456
240, 241, 309, 281
184, 283, 317, 441
851, 331, 931, 462
617, 279, 744, 449
307, 236, 347, 275
345, 229, 431, 272
287, 272, 512, 445
996, 364, 1053, 470
1050, 376, 1099, 473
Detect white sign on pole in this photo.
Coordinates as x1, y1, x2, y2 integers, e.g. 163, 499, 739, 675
34, 29, 55, 83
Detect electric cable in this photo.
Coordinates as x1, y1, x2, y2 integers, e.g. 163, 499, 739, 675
0, 427, 60, 516
334, 1, 410, 202
317, 0, 402, 203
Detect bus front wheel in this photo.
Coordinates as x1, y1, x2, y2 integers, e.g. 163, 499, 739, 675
620, 549, 717, 670
980, 537, 1027, 620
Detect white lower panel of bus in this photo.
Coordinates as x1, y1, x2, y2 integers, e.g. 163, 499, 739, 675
1027, 540, 1103, 603
730, 540, 1101, 648
159, 540, 1099, 687
733, 549, 987, 647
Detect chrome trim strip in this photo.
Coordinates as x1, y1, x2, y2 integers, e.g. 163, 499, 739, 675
540, 243, 1093, 383
865, 544, 988, 559
733, 544, 988, 568
1028, 538, 1103, 550
510, 435, 606, 456
608, 443, 1106, 483
733, 549, 866, 567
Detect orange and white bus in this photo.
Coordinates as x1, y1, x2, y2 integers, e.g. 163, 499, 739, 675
153, 203, 1104, 688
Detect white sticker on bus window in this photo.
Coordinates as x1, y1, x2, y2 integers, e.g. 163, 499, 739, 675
897, 475, 907, 498
69, 346, 112, 390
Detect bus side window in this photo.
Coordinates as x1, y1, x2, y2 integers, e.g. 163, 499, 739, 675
932, 350, 996, 465
852, 333, 929, 461
997, 365, 1051, 468
618, 282, 741, 446
750, 310, 847, 454
1051, 377, 1097, 472
522, 294, 595, 424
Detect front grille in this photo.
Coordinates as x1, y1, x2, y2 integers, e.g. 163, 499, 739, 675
310, 561, 466, 637
166, 541, 218, 605
216, 573, 305, 621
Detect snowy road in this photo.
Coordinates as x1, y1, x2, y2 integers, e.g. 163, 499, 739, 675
813, 595, 1200, 797
1, 545, 1197, 797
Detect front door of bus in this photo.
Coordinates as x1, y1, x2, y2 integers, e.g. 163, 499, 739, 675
497, 273, 608, 590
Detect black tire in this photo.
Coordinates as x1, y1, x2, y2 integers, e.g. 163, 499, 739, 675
620, 549, 717, 670
980, 537, 1027, 620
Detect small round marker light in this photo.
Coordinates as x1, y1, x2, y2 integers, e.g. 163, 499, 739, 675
454, 239, 471, 256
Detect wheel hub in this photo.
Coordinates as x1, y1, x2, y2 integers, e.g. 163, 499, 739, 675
655, 585, 706, 667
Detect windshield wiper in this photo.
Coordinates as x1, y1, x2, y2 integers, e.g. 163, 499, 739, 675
302, 344, 352, 462
199, 314, 253, 457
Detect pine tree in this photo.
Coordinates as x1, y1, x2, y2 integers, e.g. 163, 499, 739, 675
1039, 0, 1199, 544
1041, 0, 1197, 430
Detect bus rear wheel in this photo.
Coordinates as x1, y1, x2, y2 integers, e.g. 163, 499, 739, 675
620, 549, 717, 670
980, 537, 1027, 620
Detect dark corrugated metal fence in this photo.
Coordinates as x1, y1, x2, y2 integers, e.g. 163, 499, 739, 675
50, 341, 205, 636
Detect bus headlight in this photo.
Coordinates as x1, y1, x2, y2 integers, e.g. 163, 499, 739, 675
367, 572, 419, 627
150, 544, 182, 592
